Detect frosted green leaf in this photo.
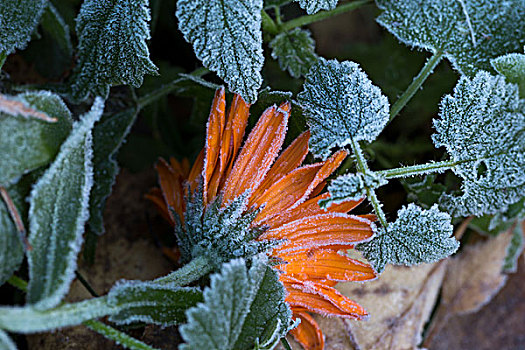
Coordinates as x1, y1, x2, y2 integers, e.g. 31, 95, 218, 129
432, 72, 525, 217
0, 91, 72, 186
358, 204, 459, 273
27, 98, 104, 310
320, 172, 387, 208
264, 0, 292, 9
40, 3, 73, 57
295, 0, 339, 14
107, 280, 202, 326
503, 223, 524, 273
297, 58, 390, 159
176, 0, 264, 103
0, 329, 17, 350
269, 28, 318, 78
491, 49, 525, 97
0, 0, 46, 55
70, 0, 158, 102
376, 0, 525, 76
0, 186, 24, 286
469, 198, 524, 236
89, 108, 138, 235
179, 257, 291, 350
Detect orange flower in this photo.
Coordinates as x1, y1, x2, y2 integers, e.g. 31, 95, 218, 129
147, 88, 377, 350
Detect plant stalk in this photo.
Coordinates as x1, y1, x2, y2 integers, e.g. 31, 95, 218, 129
84, 320, 159, 350
154, 255, 213, 286
377, 159, 457, 179
261, 9, 279, 35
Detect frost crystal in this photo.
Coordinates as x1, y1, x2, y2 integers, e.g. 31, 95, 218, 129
320, 172, 387, 208
270, 28, 318, 78
179, 257, 291, 350
70, 0, 158, 102
0, 0, 46, 55
297, 58, 390, 159
27, 98, 104, 310
358, 204, 459, 273
433, 72, 525, 217
492, 49, 525, 97
295, 0, 339, 14
376, 0, 525, 76
176, 0, 264, 104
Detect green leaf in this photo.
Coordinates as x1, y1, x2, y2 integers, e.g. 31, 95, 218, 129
491, 49, 525, 97
70, 0, 158, 102
403, 175, 449, 209
0, 187, 24, 286
270, 28, 318, 78
503, 222, 524, 273
297, 58, 390, 159
89, 108, 138, 235
0, 0, 46, 55
40, 3, 73, 57
321, 172, 387, 207
295, 0, 339, 14
469, 198, 524, 236
0, 329, 17, 350
376, 0, 525, 76
107, 280, 203, 326
176, 0, 264, 103
358, 204, 459, 273
27, 98, 104, 310
179, 257, 291, 350
0, 91, 73, 186
432, 71, 525, 217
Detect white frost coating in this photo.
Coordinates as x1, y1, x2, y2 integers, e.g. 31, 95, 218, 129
0, 0, 46, 55
321, 172, 387, 208
176, 0, 264, 103
358, 204, 459, 273
0, 329, 17, 350
269, 28, 318, 78
71, 0, 158, 102
432, 72, 525, 217
491, 48, 525, 97
27, 98, 104, 310
295, 0, 339, 14
376, 0, 525, 76
179, 257, 291, 350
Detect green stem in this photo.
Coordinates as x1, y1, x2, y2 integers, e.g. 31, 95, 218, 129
136, 67, 208, 110
261, 9, 279, 35
350, 138, 389, 228
274, 6, 282, 26
281, 337, 292, 350
84, 320, 159, 350
377, 159, 458, 179
281, 0, 371, 32
0, 51, 7, 71
7, 275, 28, 291
389, 50, 444, 122
154, 255, 213, 286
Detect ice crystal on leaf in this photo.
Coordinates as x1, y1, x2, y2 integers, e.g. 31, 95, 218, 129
432, 72, 525, 217
358, 204, 459, 273
320, 172, 387, 208
27, 98, 103, 310
0, 0, 46, 55
179, 257, 291, 350
296, 0, 339, 14
70, 0, 158, 102
41, 3, 73, 58
297, 58, 390, 159
176, 0, 264, 103
376, 0, 525, 76
492, 49, 525, 97
270, 28, 318, 78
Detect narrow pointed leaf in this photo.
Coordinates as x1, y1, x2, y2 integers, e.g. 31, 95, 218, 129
269, 28, 318, 78
376, 0, 525, 76
297, 58, 390, 159
27, 98, 104, 310
179, 257, 292, 350
503, 222, 524, 273
71, 0, 158, 101
295, 0, 339, 14
176, 0, 264, 103
40, 3, 73, 57
0, 0, 46, 55
0, 92, 72, 186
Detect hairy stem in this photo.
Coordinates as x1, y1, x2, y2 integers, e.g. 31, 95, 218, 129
377, 159, 457, 179
0, 51, 6, 71
389, 50, 444, 122
154, 255, 213, 286
281, 0, 371, 32
84, 320, 159, 350
261, 9, 279, 35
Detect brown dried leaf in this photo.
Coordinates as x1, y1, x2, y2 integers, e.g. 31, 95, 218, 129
0, 93, 56, 122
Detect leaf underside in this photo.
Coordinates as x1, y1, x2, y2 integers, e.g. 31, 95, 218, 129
269, 28, 318, 78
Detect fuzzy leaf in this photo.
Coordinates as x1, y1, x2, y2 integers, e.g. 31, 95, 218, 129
270, 28, 318, 78
0, 91, 73, 186
295, 0, 339, 14
107, 280, 203, 326
40, 3, 73, 57
297, 58, 390, 159
0, 186, 24, 286
503, 222, 524, 273
0, 0, 46, 55
179, 257, 291, 350
469, 198, 524, 236
358, 204, 459, 273
70, 0, 158, 102
88, 108, 138, 235
176, 0, 264, 103
27, 98, 104, 310
492, 49, 525, 97
376, 0, 525, 76
0, 330, 17, 350
432, 72, 525, 217
321, 172, 387, 208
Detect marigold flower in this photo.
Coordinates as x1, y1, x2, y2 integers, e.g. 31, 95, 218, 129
147, 87, 377, 350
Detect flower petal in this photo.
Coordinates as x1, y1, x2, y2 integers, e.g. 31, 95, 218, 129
155, 158, 184, 221
188, 149, 205, 191
145, 188, 173, 224
290, 312, 324, 350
